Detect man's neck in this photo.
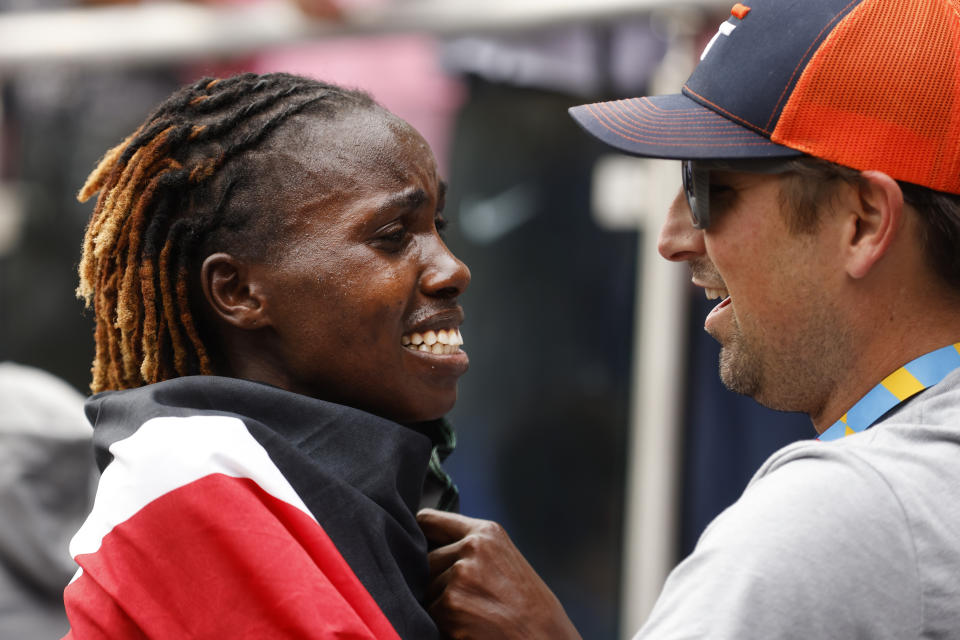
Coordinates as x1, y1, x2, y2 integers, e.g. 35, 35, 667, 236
811, 310, 960, 433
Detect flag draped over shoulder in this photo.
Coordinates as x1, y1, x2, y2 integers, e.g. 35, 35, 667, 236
63, 376, 454, 640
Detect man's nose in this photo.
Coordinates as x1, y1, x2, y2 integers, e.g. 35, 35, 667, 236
657, 190, 705, 262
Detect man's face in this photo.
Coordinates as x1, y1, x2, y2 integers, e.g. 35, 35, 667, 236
244, 110, 470, 423
659, 169, 849, 417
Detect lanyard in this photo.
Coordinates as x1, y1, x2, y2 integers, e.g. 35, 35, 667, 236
818, 342, 960, 442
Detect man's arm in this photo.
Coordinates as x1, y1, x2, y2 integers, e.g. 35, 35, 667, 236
417, 508, 582, 640
420, 442, 922, 640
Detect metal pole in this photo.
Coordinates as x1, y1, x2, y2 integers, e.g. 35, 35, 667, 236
619, 10, 701, 636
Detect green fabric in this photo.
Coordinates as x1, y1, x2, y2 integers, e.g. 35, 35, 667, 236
410, 417, 459, 512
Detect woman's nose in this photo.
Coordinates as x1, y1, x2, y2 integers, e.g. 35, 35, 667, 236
422, 241, 471, 299
658, 189, 706, 262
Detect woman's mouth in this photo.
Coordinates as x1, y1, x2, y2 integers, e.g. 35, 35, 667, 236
401, 328, 464, 355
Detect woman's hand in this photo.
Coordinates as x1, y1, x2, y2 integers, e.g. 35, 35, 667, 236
418, 508, 583, 640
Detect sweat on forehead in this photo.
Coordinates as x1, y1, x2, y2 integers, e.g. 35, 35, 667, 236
211, 106, 436, 256
260, 105, 424, 176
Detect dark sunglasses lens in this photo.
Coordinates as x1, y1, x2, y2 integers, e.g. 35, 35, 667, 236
681, 161, 705, 228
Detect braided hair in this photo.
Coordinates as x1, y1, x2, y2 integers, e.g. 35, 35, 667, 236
77, 72, 376, 393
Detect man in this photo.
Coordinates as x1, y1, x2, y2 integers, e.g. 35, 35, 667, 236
418, 0, 960, 637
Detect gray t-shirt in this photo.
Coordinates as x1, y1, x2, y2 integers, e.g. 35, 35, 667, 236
636, 368, 960, 638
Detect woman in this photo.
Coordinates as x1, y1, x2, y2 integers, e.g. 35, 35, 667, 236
64, 72, 469, 639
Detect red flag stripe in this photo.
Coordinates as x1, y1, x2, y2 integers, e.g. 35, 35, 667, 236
70, 416, 313, 563
64, 473, 400, 639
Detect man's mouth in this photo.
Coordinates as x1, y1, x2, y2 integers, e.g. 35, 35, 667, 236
701, 282, 731, 321
704, 287, 728, 301
401, 328, 464, 355
703, 285, 733, 334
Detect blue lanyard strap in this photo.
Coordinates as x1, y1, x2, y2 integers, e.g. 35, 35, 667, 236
818, 342, 960, 442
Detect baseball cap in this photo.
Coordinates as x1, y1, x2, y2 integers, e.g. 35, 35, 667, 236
569, 0, 960, 195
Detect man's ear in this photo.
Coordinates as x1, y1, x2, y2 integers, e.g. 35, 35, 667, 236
200, 253, 268, 330
843, 170, 905, 279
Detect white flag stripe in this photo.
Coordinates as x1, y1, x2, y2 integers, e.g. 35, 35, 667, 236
69, 415, 315, 562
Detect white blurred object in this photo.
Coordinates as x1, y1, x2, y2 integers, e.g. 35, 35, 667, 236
0, 362, 89, 436
0, 184, 25, 259
0, 0, 732, 69
0, 362, 94, 639
590, 155, 653, 231
459, 183, 538, 245
610, 10, 702, 637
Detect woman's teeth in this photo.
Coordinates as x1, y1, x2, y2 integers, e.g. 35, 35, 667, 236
401, 328, 464, 355
705, 287, 729, 301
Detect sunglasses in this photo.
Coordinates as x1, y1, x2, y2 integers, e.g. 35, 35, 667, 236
681, 159, 800, 230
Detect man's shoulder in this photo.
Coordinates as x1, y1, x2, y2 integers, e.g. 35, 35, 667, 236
712, 436, 913, 551
751, 395, 960, 522
637, 436, 924, 639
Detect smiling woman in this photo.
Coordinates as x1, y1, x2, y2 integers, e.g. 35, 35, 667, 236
64, 72, 469, 640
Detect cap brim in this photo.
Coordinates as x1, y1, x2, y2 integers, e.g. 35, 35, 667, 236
569, 93, 802, 161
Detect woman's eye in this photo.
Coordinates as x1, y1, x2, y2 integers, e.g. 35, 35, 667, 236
374, 225, 408, 250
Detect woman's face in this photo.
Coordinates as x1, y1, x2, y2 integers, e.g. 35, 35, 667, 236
242, 108, 470, 423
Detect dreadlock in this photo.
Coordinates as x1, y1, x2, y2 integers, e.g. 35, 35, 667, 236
77, 72, 376, 393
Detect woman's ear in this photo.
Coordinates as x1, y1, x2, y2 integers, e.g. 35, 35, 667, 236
843, 170, 905, 280
200, 253, 269, 330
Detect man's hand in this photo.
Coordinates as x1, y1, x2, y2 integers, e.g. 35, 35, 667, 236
417, 508, 583, 640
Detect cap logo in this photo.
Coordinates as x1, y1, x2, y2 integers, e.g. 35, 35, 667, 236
730, 3, 751, 19
700, 4, 751, 61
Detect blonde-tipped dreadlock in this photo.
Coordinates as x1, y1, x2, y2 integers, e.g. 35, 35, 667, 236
77, 73, 375, 393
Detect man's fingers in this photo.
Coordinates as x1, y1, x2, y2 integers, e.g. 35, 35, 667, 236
417, 508, 484, 546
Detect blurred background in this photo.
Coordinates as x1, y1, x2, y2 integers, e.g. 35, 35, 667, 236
0, 1, 813, 638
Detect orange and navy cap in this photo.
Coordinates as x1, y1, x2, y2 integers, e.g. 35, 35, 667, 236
569, 0, 960, 195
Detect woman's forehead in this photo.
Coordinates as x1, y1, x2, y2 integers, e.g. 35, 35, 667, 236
250, 111, 438, 226
269, 108, 431, 172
